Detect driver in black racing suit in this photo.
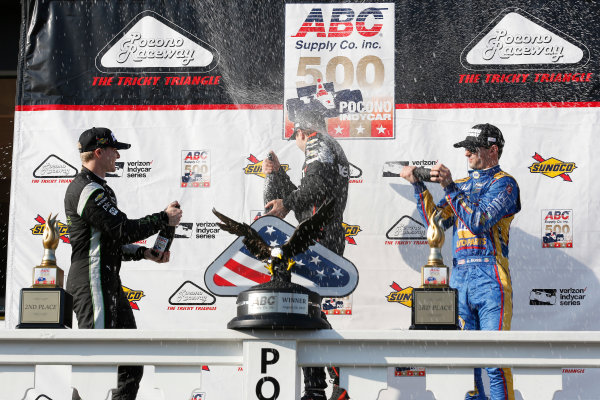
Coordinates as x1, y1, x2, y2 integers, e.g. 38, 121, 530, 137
65, 127, 182, 400
263, 111, 350, 400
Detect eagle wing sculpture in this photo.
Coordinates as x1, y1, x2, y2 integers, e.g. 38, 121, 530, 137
213, 199, 335, 279
212, 208, 272, 261
281, 198, 335, 259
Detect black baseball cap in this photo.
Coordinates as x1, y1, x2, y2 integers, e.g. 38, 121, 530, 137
453, 123, 505, 151
290, 108, 326, 140
78, 127, 131, 152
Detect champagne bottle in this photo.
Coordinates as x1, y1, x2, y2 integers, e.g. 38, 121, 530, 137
151, 203, 180, 257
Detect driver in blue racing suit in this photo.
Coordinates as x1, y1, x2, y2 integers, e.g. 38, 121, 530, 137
401, 124, 520, 400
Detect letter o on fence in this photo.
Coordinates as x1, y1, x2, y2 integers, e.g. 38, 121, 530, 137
256, 376, 280, 400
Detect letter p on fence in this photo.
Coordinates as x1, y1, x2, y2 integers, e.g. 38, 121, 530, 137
261, 348, 280, 373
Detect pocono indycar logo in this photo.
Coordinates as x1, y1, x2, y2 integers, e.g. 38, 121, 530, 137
529, 153, 576, 181
31, 215, 70, 243
204, 216, 358, 297
122, 286, 145, 310
96, 10, 219, 73
244, 154, 289, 179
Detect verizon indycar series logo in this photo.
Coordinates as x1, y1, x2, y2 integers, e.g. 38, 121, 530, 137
167, 281, 217, 311
204, 216, 358, 297
530, 288, 587, 306
542, 209, 573, 248
461, 7, 589, 70
106, 160, 153, 178
32, 155, 77, 181
529, 153, 576, 181
96, 10, 219, 73
31, 215, 69, 243
386, 282, 413, 308
122, 286, 145, 310
244, 154, 289, 179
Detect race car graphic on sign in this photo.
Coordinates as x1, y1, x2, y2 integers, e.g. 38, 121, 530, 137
205, 216, 358, 297
96, 10, 220, 73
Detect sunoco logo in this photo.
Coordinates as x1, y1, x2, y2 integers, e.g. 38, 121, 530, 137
343, 222, 361, 245
33, 155, 77, 179
529, 153, 576, 182
244, 154, 289, 179
386, 282, 413, 308
461, 7, 589, 70
96, 10, 219, 73
31, 215, 69, 243
122, 286, 145, 310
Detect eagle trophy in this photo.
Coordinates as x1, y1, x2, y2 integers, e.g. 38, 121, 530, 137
213, 199, 335, 284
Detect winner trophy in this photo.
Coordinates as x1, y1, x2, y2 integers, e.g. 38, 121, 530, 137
17, 214, 73, 328
213, 201, 335, 330
410, 209, 458, 330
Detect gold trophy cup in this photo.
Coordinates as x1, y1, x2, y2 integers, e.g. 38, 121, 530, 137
18, 214, 72, 328
410, 209, 458, 330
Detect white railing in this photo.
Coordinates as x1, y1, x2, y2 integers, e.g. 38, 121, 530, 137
0, 329, 598, 400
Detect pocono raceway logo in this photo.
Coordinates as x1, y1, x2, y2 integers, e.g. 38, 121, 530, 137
32, 155, 77, 182
122, 286, 145, 310
96, 10, 219, 73
167, 281, 217, 311
204, 216, 358, 297
529, 287, 587, 306
244, 154, 290, 179
349, 163, 363, 183
529, 153, 576, 181
386, 282, 413, 308
461, 7, 590, 70
31, 215, 70, 243
386, 215, 428, 245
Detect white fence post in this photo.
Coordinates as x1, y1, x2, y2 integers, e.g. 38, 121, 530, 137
243, 340, 299, 400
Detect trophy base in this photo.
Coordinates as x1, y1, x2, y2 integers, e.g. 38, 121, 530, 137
410, 287, 459, 330
17, 287, 73, 329
228, 281, 330, 330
